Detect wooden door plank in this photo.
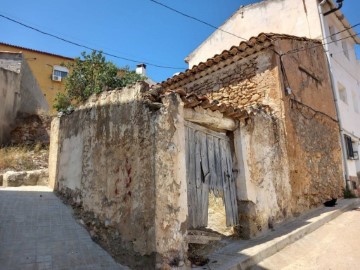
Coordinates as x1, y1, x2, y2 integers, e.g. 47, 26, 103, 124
207, 135, 217, 190
195, 130, 203, 227
213, 137, 223, 197
185, 121, 228, 141
200, 134, 210, 184
201, 182, 209, 226
195, 131, 202, 189
225, 143, 239, 226
220, 139, 234, 226
187, 127, 197, 228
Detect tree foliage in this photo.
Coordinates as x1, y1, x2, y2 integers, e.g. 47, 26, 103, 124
54, 51, 145, 112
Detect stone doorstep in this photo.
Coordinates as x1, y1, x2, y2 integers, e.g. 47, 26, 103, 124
194, 198, 360, 270
1, 169, 49, 187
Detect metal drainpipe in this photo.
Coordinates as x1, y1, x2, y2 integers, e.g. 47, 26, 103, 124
318, 0, 350, 189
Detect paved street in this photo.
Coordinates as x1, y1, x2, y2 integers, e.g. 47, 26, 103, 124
254, 206, 360, 270
0, 186, 128, 270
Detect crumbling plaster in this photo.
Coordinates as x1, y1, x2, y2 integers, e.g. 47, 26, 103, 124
169, 38, 343, 238
177, 48, 291, 238
153, 93, 188, 268
49, 36, 344, 266
277, 39, 344, 211
50, 83, 188, 269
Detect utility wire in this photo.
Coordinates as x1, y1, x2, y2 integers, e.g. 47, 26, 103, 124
149, 0, 359, 48
325, 23, 360, 43
0, 13, 186, 70
148, 0, 247, 41
284, 23, 360, 55
284, 32, 359, 55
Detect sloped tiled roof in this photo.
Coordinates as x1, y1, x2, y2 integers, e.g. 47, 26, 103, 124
160, 33, 319, 89
179, 91, 272, 120
0, 42, 74, 60
144, 87, 272, 120
151, 33, 321, 120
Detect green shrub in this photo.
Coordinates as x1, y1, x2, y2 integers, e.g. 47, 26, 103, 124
53, 51, 145, 112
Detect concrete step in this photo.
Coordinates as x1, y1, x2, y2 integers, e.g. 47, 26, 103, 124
195, 198, 360, 270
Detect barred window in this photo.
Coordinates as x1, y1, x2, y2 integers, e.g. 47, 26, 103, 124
344, 135, 354, 159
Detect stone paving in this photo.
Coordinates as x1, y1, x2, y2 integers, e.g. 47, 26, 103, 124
194, 198, 360, 270
0, 186, 128, 270
254, 206, 360, 269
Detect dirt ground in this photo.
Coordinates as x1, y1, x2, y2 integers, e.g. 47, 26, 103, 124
0, 144, 49, 173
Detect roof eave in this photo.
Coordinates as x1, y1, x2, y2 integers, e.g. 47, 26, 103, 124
325, 0, 360, 44
0, 42, 74, 60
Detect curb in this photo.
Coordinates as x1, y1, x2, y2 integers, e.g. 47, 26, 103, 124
203, 198, 360, 270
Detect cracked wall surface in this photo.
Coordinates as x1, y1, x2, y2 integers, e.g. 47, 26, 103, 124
172, 38, 343, 238
50, 83, 188, 269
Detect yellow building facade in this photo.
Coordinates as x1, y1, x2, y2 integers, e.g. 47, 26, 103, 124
0, 42, 74, 113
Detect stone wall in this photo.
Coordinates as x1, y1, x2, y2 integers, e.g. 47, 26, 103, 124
1, 169, 48, 187
174, 49, 289, 238
49, 83, 188, 269
278, 38, 344, 212
170, 38, 343, 238
10, 113, 51, 145
153, 94, 188, 268
234, 113, 291, 238
182, 53, 280, 113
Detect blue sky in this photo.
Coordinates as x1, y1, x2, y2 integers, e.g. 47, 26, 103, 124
1, 0, 359, 82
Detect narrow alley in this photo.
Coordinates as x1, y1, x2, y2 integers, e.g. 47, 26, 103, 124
0, 186, 128, 270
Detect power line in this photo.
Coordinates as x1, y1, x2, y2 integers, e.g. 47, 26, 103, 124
284, 26, 360, 56
148, 0, 247, 41
149, 0, 359, 49
0, 13, 186, 70
326, 23, 360, 42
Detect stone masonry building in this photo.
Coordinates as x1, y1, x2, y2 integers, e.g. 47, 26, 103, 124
49, 33, 343, 269
186, 0, 360, 192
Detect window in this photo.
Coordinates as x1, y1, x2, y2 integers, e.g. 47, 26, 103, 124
329, 25, 337, 44
344, 135, 356, 159
54, 70, 68, 78
52, 65, 69, 81
338, 83, 347, 104
342, 41, 349, 59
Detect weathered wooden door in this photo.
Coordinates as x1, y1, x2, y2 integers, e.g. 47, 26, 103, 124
185, 121, 239, 229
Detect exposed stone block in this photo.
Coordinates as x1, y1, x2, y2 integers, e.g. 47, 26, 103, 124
3, 171, 27, 187
2, 169, 48, 187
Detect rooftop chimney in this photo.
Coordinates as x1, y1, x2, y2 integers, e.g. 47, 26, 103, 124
136, 63, 147, 77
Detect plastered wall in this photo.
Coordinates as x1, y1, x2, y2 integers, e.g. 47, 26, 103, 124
50, 83, 188, 269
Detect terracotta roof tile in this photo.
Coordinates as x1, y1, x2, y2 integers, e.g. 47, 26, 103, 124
144, 88, 272, 120
178, 92, 272, 120
159, 33, 320, 89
